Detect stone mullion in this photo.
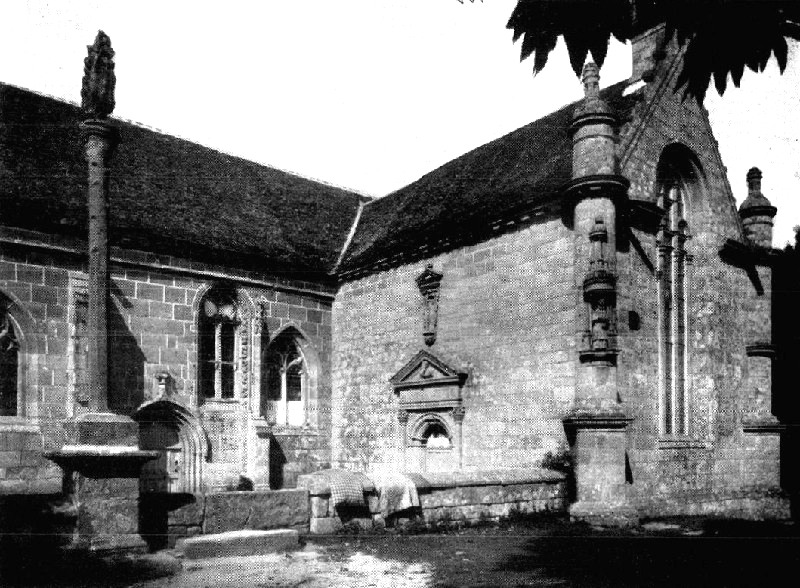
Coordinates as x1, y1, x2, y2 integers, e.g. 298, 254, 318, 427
656, 185, 673, 435
214, 322, 222, 399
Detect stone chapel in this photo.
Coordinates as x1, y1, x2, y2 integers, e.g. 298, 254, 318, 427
0, 25, 793, 543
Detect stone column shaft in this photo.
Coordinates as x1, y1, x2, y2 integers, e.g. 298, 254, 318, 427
82, 121, 118, 413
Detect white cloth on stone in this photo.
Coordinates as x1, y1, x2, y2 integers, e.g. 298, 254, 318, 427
370, 472, 420, 517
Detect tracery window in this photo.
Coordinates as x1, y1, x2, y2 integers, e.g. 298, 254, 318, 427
656, 153, 695, 436
199, 287, 239, 401
0, 308, 20, 417
262, 330, 308, 427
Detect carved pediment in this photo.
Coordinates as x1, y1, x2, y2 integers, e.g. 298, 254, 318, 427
390, 350, 467, 391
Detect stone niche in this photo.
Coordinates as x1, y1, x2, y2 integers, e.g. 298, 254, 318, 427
390, 350, 467, 472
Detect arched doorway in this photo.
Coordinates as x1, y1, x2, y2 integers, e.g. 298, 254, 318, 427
134, 400, 207, 494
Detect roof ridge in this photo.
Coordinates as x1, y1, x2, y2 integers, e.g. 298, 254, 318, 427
0, 81, 370, 199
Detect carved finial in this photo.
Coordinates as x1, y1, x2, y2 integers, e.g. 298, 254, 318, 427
581, 62, 600, 98
81, 30, 116, 119
747, 167, 762, 195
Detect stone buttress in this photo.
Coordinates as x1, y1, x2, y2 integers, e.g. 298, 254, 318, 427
562, 63, 636, 525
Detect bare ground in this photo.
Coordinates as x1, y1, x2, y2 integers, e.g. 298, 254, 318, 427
5, 516, 800, 587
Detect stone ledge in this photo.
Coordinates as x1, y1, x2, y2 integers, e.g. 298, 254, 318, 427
406, 468, 565, 491
178, 529, 299, 559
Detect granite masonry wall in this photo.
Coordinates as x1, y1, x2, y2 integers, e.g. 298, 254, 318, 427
613, 29, 785, 516
330, 29, 787, 519
0, 230, 335, 497
332, 217, 578, 474
141, 489, 309, 548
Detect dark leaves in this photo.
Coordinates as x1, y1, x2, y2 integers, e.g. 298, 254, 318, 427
507, 0, 800, 103
507, 0, 634, 76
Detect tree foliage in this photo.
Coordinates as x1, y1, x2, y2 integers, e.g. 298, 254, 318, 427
507, 0, 800, 102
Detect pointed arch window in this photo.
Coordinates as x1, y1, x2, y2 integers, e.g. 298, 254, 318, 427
656, 151, 697, 436
0, 308, 20, 416
262, 331, 308, 427
199, 287, 240, 401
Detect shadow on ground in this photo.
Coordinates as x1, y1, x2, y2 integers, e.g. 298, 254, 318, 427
494, 518, 800, 588
313, 515, 800, 588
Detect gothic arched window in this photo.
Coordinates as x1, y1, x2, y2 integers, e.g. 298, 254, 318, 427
656, 146, 699, 436
199, 286, 239, 401
0, 307, 20, 417
262, 330, 309, 427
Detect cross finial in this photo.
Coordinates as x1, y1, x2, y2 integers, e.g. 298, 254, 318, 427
81, 30, 116, 118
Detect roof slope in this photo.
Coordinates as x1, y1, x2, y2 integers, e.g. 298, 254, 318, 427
337, 80, 639, 276
0, 83, 363, 277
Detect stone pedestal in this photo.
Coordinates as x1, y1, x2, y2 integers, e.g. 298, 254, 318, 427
564, 413, 636, 526
45, 442, 157, 553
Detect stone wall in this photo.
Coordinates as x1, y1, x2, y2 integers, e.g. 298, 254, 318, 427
615, 40, 785, 516
141, 489, 308, 548
299, 469, 567, 534
332, 219, 577, 473
0, 229, 335, 494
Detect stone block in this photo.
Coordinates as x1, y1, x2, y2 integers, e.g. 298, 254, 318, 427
309, 516, 342, 534
246, 489, 309, 529
179, 529, 299, 559
310, 495, 330, 518
167, 495, 205, 526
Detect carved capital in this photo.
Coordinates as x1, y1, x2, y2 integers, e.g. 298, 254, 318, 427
452, 406, 466, 423
81, 120, 120, 163
397, 410, 410, 425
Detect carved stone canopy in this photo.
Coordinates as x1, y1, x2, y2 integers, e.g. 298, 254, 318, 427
81, 30, 116, 119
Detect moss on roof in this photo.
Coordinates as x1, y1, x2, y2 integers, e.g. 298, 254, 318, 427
0, 83, 363, 278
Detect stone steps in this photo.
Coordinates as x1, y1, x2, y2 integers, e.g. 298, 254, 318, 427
177, 529, 300, 559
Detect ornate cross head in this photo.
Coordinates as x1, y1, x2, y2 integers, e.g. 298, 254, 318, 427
81, 30, 116, 119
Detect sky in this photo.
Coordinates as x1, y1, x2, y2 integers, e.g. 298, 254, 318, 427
1, 0, 798, 245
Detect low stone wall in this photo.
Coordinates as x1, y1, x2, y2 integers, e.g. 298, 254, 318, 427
411, 469, 567, 525
141, 489, 309, 549
298, 469, 567, 534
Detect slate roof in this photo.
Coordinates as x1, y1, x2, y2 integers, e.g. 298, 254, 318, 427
0, 83, 364, 277
336, 80, 641, 277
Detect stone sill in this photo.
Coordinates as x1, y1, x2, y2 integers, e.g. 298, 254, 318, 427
271, 426, 320, 437
200, 399, 245, 411
658, 437, 711, 450
0, 418, 40, 433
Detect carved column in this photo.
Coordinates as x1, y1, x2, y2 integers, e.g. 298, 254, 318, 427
452, 406, 465, 469
562, 63, 635, 526
397, 409, 410, 469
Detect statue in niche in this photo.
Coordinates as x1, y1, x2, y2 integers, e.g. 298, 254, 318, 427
81, 30, 116, 118
416, 264, 443, 346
